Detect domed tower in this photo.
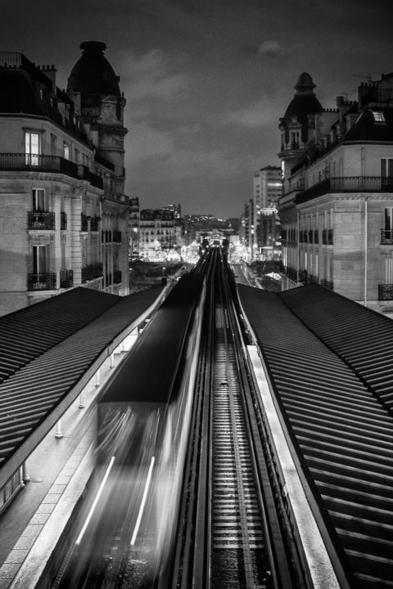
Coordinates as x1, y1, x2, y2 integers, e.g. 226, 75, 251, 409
67, 41, 127, 193
278, 72, 323, 181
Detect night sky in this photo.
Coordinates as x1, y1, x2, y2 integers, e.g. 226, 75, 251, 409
1, 0, 392, 217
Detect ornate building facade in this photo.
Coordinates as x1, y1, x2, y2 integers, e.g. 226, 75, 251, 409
0, 43, 129, 316
279, 71, 393, 310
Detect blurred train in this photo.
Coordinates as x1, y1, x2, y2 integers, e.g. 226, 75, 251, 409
56, 267, 207, 588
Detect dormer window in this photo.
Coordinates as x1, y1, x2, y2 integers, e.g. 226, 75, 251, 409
290, 131, 300, 149
372, 111, 386, 124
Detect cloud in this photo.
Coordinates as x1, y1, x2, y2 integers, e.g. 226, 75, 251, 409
117, 48, 188, 102
223, 99, 279, 127
163, 148, 242, 180
125, 122, 175, 163
257, 40, 282, 56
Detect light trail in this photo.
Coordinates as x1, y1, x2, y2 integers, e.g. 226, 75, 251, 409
76, 455, 116, 545
130, 455, 156, 546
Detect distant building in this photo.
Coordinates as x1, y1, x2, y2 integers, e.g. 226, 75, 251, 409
279, 71, 393, 310
253, 166, 282, 209
162, 202, 181, 220
0, 43, 129, 316
182, 214, 233, 245
139, 209, 178, 259
252, 166, 282, 259
129, 196, 140, 259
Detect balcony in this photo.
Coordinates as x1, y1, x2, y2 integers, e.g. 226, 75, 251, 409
60, 269, 73, 289
28, 272, 56, 290
82, 263, 103, 283
61, 212, 67, 230
81, 166, 103, 189
298, 270, 318, 285
28, 211, 55, 230
381, 230, 393, 245
378, 284, 393, 300
0, 153, 103, 189
296, 176, 393, 205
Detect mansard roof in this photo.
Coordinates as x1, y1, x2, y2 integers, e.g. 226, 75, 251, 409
0, 53, 90, 144
282, 72, 323, 124
343, 107, 393, 143
67, 41, 121, 99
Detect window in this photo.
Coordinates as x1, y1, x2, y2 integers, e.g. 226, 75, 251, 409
372, 111, 386, 124
385, 257, 393, 284
290, 131, 300, 149
50, 134, 57, 156
25, 131, 41, 165
381, 158, 393, 178
382, 159, 393, 190
33, 245, 49, 274
384, 208, 393, 231
32, 188, 47, 211
63, 142, 70, 160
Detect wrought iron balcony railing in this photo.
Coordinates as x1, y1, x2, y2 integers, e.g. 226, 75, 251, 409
82, 263, 103, 283
378, 284, 393, 300
0, 153, 103, 189
60, 269, 73, 289
28, 272, 56, 290
381, 230, 393, 245
298, 270, 318, 285
28, 211, 55, 230
297, 176, 393, 204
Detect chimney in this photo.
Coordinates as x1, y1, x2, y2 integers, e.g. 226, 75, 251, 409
42, 65, 57, 92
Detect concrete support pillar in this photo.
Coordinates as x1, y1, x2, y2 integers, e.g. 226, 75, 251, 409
55, 419, 63, 439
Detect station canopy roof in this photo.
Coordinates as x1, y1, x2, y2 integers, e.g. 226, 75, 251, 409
0, 287, 162, 487
238, 283, 393, 588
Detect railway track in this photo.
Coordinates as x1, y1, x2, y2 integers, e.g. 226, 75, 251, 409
50, 249, 298, 589
210, 307, 266, 588
172, 249, 295, 589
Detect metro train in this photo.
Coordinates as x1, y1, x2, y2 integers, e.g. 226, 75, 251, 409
59, 268, 206, 588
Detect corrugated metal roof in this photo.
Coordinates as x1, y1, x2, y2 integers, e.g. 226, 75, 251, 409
0, 287, 162, 485
238, 284, 393, 589
0, 288, 120, 385
280, 285, 393, 410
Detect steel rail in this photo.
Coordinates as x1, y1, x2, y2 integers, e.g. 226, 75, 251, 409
173, 248, 294, 589
171, 249, 217, 589
223, 261, 297, 589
